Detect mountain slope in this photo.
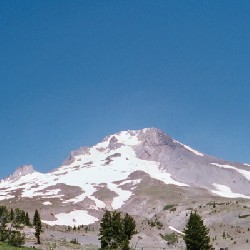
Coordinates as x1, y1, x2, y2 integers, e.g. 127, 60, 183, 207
0, 128, 250, 227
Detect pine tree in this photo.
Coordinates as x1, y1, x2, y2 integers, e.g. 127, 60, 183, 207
123, 213, 136, 240
0, 206, 8, 219
33, 209, 42, 244
21, 210, 26, 224
13, 208, 22, 226
25, 212, 31, 226
10, 208, 14, 221
33, 209, 39, 226
184, 212, 212, 250
99, 210, 136, 249
35, 219, 42, 244
110, 211, 124, 248
99, 210, 113, 248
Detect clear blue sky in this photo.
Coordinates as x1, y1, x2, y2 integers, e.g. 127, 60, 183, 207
1, 1, 250, 178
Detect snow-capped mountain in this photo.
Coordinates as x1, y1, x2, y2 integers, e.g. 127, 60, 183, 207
0, 128, 250, 226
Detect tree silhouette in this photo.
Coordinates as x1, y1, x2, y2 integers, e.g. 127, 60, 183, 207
33, 209, 42, 244
184, 212, 212, 250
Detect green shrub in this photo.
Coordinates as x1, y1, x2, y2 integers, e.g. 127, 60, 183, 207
161, 233, 178, 244
163, 204, 175, 210
0, 230, 8, 242
7, 231, 25, 247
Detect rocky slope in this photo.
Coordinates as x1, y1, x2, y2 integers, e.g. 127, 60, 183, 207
0, 128, 250, 249
0, 128, 250, 225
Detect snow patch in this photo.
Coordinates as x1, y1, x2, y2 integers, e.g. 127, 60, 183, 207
212, 183, 250, 199
169, 226, 185, 235
174, 140, 203, 156
116, 131, 140, 146
211, 163, 250, 180
34, 189, 61, 196
0, 195, 15, 201
117, 179, 141, 186
42, 210, 98, 226
107, 183, 133, 209
42, 201, 52, 205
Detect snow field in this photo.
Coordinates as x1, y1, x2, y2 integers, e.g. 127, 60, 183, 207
0, 130, 189, 226
212, 183, 250, 199
42, 210, 98, 226
211, 163, 250, 180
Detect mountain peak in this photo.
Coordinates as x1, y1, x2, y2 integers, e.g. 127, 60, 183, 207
8, 165, 35, 181
1, 127, 250, 229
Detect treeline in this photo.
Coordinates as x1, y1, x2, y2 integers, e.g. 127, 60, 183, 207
0, 206, 42, 247
0, 206, 31, 227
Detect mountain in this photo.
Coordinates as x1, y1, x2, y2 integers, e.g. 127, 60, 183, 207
0, 128, 250, 230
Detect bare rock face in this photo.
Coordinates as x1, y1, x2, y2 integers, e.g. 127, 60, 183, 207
134, 128, 250, 196
8, 165, 35, 181
108, 136, 124, 150
138, 128, 176, 147
62, 146, 90, 165
135, 128, 178, 160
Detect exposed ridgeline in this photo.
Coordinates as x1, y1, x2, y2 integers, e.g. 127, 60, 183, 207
5, 165, 35, 182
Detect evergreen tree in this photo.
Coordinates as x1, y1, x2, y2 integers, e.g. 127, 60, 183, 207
0, 206, 28, 246
35, 219, 42, 244
184, 212, 212, 250
25, 212, 31, 226
33, 209, 42, 244
21, 210, 26, 224
33, 209, 39, 226
123, 213, 136, 240
13, 208, 22, 225
99, 210, 113, 248
0, 206, 8, 219
0, 214, 8, 241
99, 210, 136, 249
110, 211, 124, 248
10, 208, 14, 221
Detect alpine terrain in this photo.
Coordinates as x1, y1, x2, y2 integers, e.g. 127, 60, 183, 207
0, 128, 250, 249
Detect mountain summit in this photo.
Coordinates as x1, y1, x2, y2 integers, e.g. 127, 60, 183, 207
0, 128, 250, 227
